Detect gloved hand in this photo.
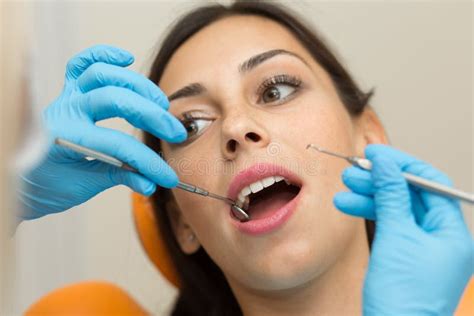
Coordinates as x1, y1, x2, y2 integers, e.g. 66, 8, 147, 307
334, 144, 473, 315
17, 45, 186, 221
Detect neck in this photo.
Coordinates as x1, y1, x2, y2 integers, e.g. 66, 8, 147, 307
229, 222, 370, 316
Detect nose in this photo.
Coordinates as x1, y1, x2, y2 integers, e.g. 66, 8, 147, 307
221, 112, 270, 159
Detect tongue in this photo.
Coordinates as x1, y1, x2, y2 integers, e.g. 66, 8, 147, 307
248, 182, 299, 220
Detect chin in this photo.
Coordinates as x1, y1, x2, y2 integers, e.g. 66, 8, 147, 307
238, 239, 330, 292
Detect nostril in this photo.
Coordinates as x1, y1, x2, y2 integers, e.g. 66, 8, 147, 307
227, 139, 237, 152
245, 132, 261, 142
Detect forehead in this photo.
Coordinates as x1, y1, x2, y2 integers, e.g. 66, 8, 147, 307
159, 15, 316, 91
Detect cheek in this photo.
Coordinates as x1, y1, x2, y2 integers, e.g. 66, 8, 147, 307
266, 91, 355, 180
164, 143, 222, 190
172, 189, 221, 235
172, 189, 236, 257
298, 92, 353, 146
292, 92, 358, 254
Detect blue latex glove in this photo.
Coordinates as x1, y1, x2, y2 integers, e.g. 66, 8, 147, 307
334, 144, 473, 315
17, 45, 187, 221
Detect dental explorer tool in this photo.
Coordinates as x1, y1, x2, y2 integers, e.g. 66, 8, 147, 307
306, 144, 474, 204
55, 138, 250, 221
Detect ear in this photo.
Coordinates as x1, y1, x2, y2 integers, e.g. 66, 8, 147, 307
352, 106, 389, 157
166, 198, 201, 255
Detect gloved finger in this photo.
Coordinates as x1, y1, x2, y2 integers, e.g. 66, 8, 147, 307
341, 166, 374, 196
65, 45, 134, 81
366, 144, 464, 229
82, 160, 156, 196
334, 191, 376, 220
105, 163, 156, 196
404, 160, 457, 208
63, 125, 179, 188
404, 164, 463, 232
370, 153, 415, 225
341, 164, 428, 224
77, 62, 168, 108
365, 144, 453, 187
81, 86, 187, 143
410, 189, 428, 226
339, 167, 427, 224
365, 144, 422, 168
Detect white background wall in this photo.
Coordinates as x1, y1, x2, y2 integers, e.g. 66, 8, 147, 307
4, 1, 472, 315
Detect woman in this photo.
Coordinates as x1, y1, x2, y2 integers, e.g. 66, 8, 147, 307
18, 1, 472, 315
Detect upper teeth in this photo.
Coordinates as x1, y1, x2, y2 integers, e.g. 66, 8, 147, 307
236, 176, 288, 205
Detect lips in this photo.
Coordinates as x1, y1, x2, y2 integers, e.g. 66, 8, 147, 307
227, 163, 303, 235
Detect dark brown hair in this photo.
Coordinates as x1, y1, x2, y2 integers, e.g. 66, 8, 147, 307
145, 1, 375, 315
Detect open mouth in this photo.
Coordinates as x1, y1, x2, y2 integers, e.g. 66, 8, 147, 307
227, 163, 304, 234
234, 176, 301, 221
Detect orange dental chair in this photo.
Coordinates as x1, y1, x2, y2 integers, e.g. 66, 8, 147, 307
25, 193, 474, 315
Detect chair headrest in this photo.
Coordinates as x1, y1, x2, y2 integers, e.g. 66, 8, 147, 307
25, 281, 149, 315
131, 192, 180, 288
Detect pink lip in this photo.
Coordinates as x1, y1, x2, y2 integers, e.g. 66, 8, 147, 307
227, 163, 303, 235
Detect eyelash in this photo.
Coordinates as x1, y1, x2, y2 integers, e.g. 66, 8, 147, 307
257, 74, 302, 103
177, 112, 213, 143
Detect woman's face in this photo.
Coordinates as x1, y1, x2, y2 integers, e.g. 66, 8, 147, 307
159, 15, 373, 292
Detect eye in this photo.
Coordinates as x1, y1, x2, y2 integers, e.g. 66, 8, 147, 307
258, 74, 302, 104
262, 84, 296, 103
179, 113, 213, 141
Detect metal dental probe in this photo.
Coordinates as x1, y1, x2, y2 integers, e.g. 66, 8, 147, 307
55, 138, 250, 221
306, 144, 474, 204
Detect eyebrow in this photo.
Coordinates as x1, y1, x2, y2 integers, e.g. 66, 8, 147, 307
168, 83, 206, 102
168, 49, 308, 102
238, 49, 309, 73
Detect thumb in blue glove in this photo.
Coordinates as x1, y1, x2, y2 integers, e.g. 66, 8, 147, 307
334, 144, 473, 315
